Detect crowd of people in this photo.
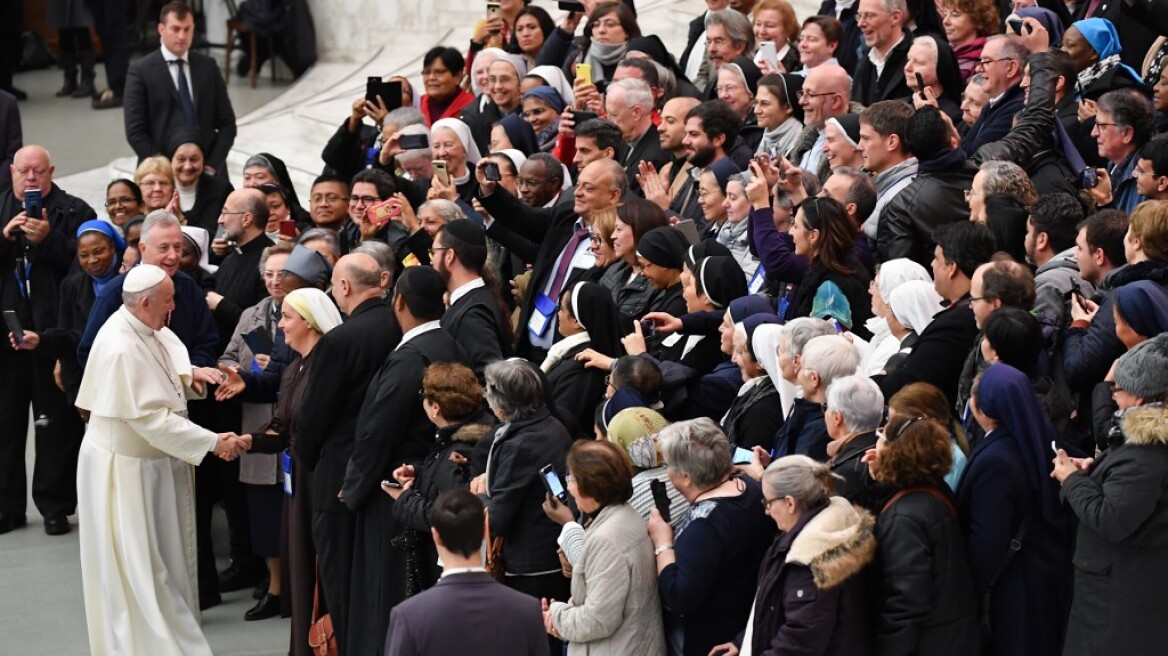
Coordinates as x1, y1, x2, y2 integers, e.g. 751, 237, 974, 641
3, 0, 1168, 654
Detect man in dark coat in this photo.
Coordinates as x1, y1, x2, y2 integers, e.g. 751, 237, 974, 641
606, 78, 670, 195
432, 220, 511, 381
384, 490, 548, 656
850, 0, 912, 106
819, 0, 862, 74
0, 89, 18, 192
123, 3, 237, 172
297, 253, 400, 656
342, 266, 470, 656
0, 145, 94, 535
876, 221, 996, 407
959, 35, 1026, 155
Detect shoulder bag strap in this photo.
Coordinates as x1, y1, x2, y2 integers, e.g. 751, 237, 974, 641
881, 486, 958, 519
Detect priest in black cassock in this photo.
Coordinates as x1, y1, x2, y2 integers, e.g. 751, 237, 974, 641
342, 265, 471, 656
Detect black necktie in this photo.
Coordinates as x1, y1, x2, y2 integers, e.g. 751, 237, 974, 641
170, 59, 196, 127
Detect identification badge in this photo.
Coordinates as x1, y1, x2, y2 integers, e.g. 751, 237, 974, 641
280, 451, 294, 497
748, 264, 766, 295
528, 293, 557, 338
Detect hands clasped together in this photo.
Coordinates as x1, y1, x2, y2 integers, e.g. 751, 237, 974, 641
212, 432, 252, 461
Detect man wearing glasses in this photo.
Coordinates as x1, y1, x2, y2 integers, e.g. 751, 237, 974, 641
851, 0, 913, 106
792, 65, 852, 181
960, 35, 1028, 154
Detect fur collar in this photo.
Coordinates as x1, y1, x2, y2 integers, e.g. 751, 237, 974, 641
786, 497, 876, 590
1120, 404, 1168, 446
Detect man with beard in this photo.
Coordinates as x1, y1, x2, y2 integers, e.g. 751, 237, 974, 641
432, 220, 512, 380
653, 96, 702, 200
668, 99, 744, 225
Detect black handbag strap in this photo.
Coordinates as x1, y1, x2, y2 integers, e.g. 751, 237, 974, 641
980, 514, 1032, 641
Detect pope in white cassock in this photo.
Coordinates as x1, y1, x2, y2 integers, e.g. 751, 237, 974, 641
74, 264, 249, 655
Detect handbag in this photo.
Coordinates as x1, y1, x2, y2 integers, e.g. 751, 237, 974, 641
486, 535, 506, 581
308, 560, 337, 656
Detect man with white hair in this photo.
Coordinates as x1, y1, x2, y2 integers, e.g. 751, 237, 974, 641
774, 326, 859, 461
75, 263, 248, 655
851, 0, 912, 105
605, 78, 669, 195
824, 375, 887, 510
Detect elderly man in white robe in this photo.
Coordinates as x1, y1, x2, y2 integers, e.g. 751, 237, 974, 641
75, 264, 250, 656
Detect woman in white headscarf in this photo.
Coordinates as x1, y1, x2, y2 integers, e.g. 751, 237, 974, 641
862, 259, 933, 376
881, 279, 945, 376
525, 65, 576, 105
430, 117, 483, 203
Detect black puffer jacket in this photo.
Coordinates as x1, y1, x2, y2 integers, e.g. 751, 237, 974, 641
874, 486, 979, 656
876, 148, 975, 269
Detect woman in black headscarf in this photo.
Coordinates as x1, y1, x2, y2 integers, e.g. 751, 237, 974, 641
493, 112, 542, 156
542, 282, 624, 438
168, 127, 234, 235
719, 57, 766, 152
658, 255, 747, 373
905, 35, 967, 127
242, 152, 312, 226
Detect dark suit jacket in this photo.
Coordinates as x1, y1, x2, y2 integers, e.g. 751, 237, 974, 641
0, 89, 19, 193
851, 32, 912, 106
384, 571, 548, 656
679, 13, 708, 79
440, 284, 512, 381
621, 124, 669, 195
819, 1, 862, 75
123, 50, 237, 171
959, 83, 1024, 156
478, 188, 593, 359
297, 297, 400, 513
875, 297, 977, 408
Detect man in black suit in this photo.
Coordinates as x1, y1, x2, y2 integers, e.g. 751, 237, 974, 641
384, 489, 548, 656
477, 158, 626, 361
123, 2, 237, 173
433, 220, 512, 380
851, 0, 912, 106
875, 221, 996, 407
606, 79, 669, 195
296, 253, 400, 656
342, 266, 471, 656
0, 89, 18, 192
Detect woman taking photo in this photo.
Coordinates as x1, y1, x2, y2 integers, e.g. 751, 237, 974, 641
752, 0, 802, 73
787, 196, 873, 339
430, 117, 483, 203
168, 129, 233, 235
647, 418, 775, 656
721, 172, 761, 280
867, 415, 980, 656
543, 440, 666, 655
243, 287, 343, 656
728, 455, 876, 656
538, 2, 641, 86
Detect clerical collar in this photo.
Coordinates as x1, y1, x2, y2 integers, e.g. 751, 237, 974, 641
449, 277, 485, 306
440, 566, 487, 579
396, 320, 442, 350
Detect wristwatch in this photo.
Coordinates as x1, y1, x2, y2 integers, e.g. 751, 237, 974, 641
654, 544, 674, 556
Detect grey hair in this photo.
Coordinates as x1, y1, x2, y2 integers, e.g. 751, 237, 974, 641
987, 34, 1029, 70
297, 228, 341, 263
384, 106, 425, 130
800, 335, 860, 388
778, 317, 836, 357
484, 359, 545, 422
825, 375, 885, 433
727, 171, 753, 188
762, 455, 837, 512
140, 209, 181, 246
419, 199, 466, 224
979, 160, 1037, 207
705, 9, 756, 53
608, 78, 655, 111
659, 418, 733, 489
881, 0, 908, 16
351, 240, 396, 280
396, 124, 433, 163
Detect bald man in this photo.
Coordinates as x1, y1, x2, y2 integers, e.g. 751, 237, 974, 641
790, 65, 852, 182
296, 251, 401, 655
0, 144, 96, 535
476, 157, 627, 360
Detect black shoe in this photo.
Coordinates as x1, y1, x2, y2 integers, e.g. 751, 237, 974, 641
252, 577, 269, 600
199, 589, 222, 611
219, 560, 265, 592
44, 513, 70, 536
244, 593, 281, 621
91, 89, 122, 109
0, 513, 26, 534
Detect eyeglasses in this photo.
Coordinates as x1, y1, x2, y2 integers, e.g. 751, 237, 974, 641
310, 194, 346, 205
427, 246, 451, 256
588, 232, 602, 244
1094, 122, 1121, 131
876, 416, 926, 442
349, 195, 379, 206
262, 271, 286, 281
105, 197, 135, 207
975, 57, 1016, 69
762, 496, 784, 510
796, 89, 837, 101
517, 177, 550, 188
714, 85, 745, 95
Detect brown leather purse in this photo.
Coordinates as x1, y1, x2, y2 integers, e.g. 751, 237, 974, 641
309, 561, 337, 656
486, 535, 506, 580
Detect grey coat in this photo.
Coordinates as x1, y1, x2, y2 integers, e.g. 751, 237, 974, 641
550, 503, 666, 656
1034, 248, 1094, 332
220, 296, 278, 485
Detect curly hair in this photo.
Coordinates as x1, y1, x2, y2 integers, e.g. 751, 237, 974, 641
422, 363, 483, 422
872, 417, 953, 489
941, 0, 999, 38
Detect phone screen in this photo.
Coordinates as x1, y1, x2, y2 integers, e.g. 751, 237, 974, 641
543, 470, 566, 498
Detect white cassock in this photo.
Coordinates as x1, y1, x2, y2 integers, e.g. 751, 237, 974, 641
75, 306, 218, 656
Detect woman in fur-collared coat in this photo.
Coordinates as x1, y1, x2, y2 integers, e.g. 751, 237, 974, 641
732, 455, 876, 656
1054, 335, 1168, 656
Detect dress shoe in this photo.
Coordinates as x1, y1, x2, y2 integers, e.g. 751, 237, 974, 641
44, 513, 70, 536
199, 590, 222, 611
91, 89, 122, 110
252, 577, 269, 600
0, 513, 27, 534
219, 560, 265, 592
245, 593, 281, 621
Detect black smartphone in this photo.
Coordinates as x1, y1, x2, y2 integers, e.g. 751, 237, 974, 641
915, 72, 926, 100
558, 0, 586, 10
1080, 167, 1100, 189
640, 318, 657, 337
366, 78, 403, 110
1071, 290, 1089, 311
3, 310, 23, 345
23, 188, 42, 221
649, 479, 671, 524
539, 464, 570, 504
571, 110, 599, 126
481, 160, 502, 182
398, 133, 429, 150
242, 326, 274, 356
1007, 18, 1023, 35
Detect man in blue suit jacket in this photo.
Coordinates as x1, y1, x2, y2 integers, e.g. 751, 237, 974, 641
384, 490, 548, 656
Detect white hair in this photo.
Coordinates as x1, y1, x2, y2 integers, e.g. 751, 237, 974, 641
140, 209, 181, 246
826, 375, 885, 433
609, 78, 655, 112
779, 317, 836, 357
800, 334, 860, 388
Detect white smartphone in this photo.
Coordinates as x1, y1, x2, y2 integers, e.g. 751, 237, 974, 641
757, 41, 779, 69
1050, 440, 1059, 455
